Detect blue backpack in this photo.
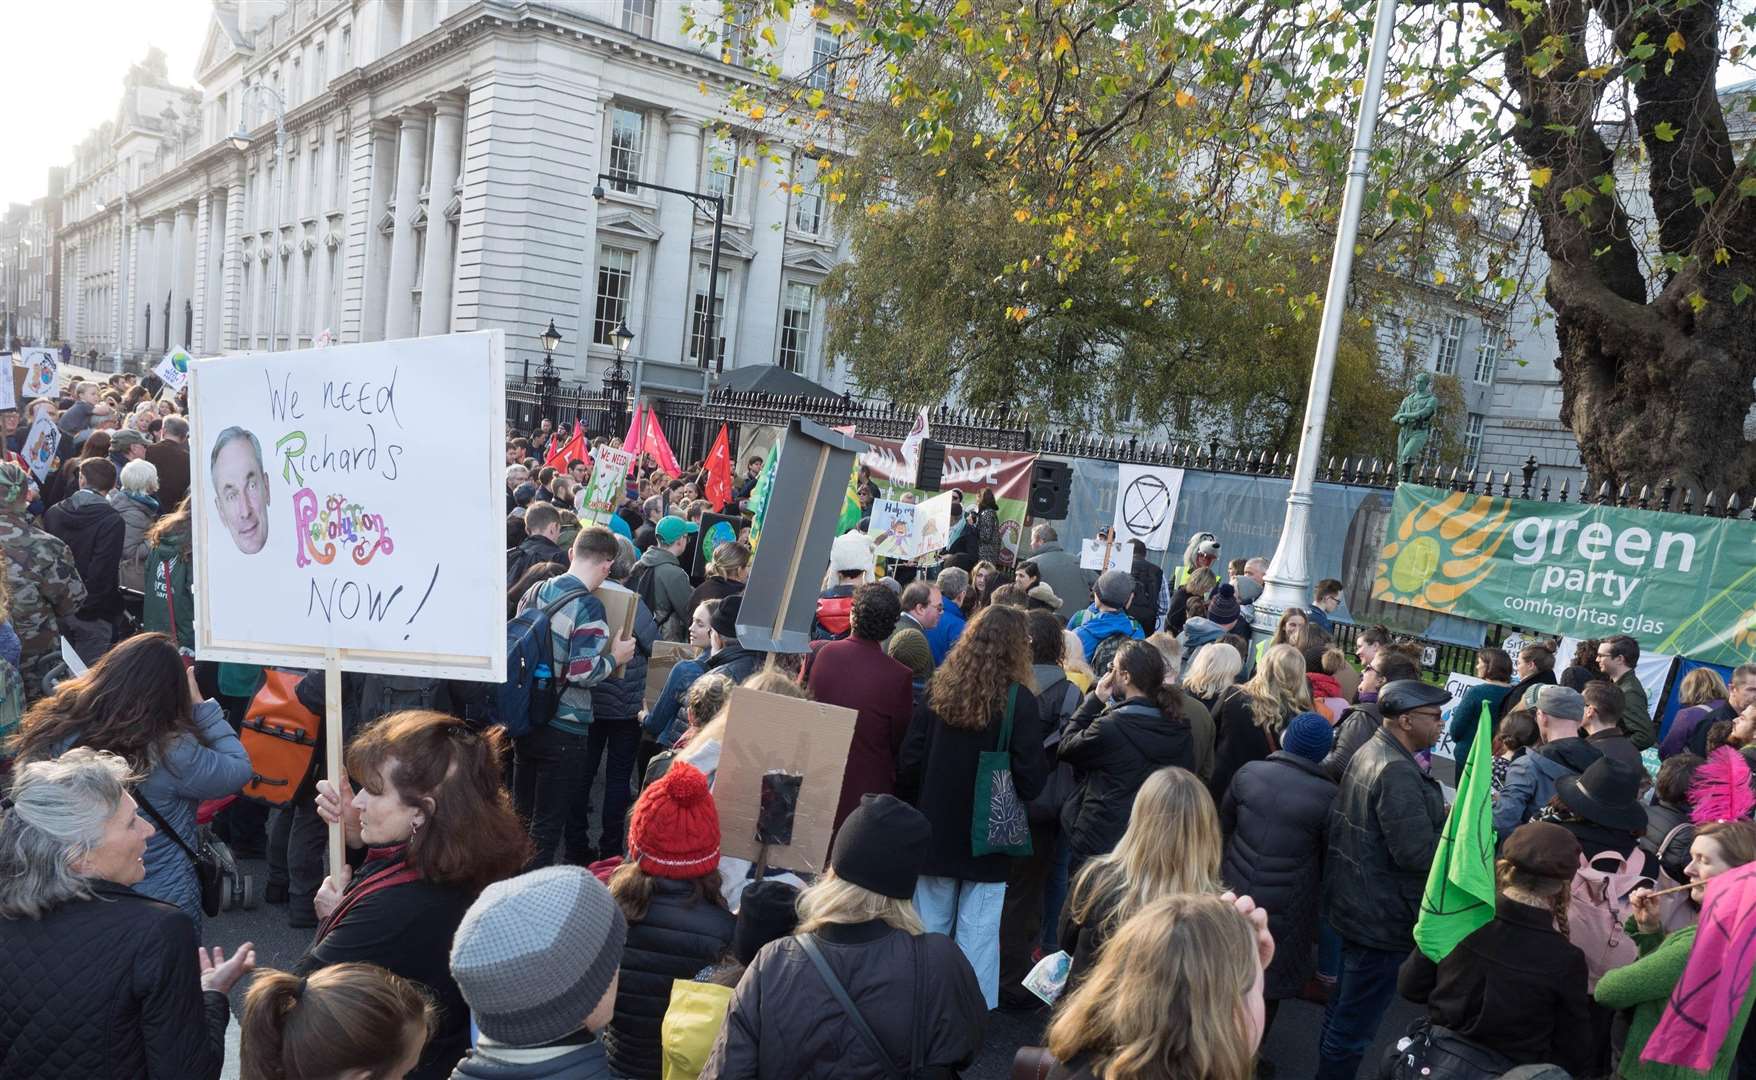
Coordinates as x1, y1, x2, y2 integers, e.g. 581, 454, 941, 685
496, 587, 590, 738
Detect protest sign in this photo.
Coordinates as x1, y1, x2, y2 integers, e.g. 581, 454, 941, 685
860, 434, 1036, 566
19, 348, 56, 399
1080, 537, 1126, 573
1374, 483, 1756, 670
644, 640, 696, 712
188, 331, 505, 680
715, 686, 858, 877
0, 358, 15, 412
870, 498, 920, 560
21, 414, 57, 482
155, 347, 192, 394
691, 511, 743, 578
1112, 464, 1184, 551
1431, 672, 1486, 762
596, 581, 639, 676
914, 490, 955, 556
581, 446, 633, 523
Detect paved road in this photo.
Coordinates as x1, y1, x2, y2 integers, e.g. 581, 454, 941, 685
206, 854, 1420, 1079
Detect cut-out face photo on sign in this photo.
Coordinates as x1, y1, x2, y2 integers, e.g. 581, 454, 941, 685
211, 426, 272, 555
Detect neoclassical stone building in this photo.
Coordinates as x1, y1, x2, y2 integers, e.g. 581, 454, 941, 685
56, 0, 853, 398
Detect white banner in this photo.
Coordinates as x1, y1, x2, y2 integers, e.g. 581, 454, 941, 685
19, 348, 56, 400
189, 332, 506, 679
1080, 537, 1127, 573
155, 347, 192, 394
1112, 464, 1183, 551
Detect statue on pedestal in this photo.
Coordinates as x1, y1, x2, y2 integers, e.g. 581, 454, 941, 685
1392, 372, 1438, 479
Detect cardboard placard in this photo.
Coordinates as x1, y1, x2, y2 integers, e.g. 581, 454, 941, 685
715, 686, 857, 877
582, 446, 633, 523
645, 640, 696, 712
595, 581, 640, 676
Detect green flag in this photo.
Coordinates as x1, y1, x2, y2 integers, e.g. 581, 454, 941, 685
837, 463, 863, 533
1412, 702, 1498, 962
746, 450, 780, 550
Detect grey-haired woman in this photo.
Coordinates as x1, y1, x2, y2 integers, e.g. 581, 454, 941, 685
0, 748, 254, 1079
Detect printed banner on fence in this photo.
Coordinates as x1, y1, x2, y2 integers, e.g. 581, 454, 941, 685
1373, 484, 1756, 670
188, 331, 507, 680
859, 434, 1036, 566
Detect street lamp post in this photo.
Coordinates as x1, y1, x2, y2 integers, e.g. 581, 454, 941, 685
591, 174, 725, 403
604, 319, 634, 433
538, 318, 563, 428
230, 83, 289, 353
1253, 0, 1400, 637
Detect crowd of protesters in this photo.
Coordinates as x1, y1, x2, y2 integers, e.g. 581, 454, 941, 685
2, 384, 1756, 1080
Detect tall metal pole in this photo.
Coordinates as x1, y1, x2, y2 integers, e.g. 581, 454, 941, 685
1253, 0, 1399, 636
702, 198, 725, 402
114, 192, 129, 372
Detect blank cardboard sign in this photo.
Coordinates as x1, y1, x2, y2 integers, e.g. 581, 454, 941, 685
715, 686, 857, 877
595, 582, 640, 677
645, 640, 696, 712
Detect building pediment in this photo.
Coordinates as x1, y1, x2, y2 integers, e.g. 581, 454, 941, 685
781, 247, 838, 275
693, 229, 756, 261
597, 209, 663, 243
196, 9, 250, 80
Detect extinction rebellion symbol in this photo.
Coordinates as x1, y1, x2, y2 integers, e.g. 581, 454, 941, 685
1121, 473, 1173, 537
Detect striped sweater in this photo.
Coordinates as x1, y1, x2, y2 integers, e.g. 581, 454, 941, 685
524, 572, 616, 733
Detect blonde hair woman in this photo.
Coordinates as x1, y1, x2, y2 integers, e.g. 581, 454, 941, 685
702, 794, 987, 1079
1182, 638, 1243, 714
1207, 643, 1312, 800
1045, 894, 1268, 1080
1661, 665, 1734, 758
1060, 766, 1224, 988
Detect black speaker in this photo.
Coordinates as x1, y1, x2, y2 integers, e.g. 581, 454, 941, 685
1029, 459, 1071, 519
916, 438, 947, 491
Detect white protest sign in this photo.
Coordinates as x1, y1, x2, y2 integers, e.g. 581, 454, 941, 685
582, 446, 633, 523
870, 498, 921, 559
21, 414, 57, 482
189, 332, 506, 679
915, 490, 955, 555
1112, 464, 1183, 551
155, 347, 192, 394
0, 358, 15, 412
1080, 537, 1126, 573
19, 348, 56, 400
1432, 671, 1487, 762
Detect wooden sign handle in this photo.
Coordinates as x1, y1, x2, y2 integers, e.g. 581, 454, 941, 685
324, 647, 346, 879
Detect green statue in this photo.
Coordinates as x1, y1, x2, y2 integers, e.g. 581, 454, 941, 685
1392, 372, 1438, 477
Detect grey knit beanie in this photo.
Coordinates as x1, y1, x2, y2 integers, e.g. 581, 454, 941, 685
449, 866, 628, 1046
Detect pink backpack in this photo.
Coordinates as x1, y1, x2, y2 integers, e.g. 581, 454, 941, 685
1568, 850, 1653, 991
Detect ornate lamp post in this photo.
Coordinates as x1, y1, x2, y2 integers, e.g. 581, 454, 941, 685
537, 318, 563, 429
603, 318, 633, 434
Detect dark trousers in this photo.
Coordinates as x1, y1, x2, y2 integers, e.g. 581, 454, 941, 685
513, 724, 592, 869
266, 794, 326, 915
565, 715, 641, 861
997, 819, 1060, 1003
1315, 941, 1408, 1080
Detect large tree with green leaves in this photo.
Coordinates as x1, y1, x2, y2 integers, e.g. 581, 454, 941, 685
716, 0, 1756, 491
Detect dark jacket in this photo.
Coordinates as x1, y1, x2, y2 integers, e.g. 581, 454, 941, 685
450, 1036, 614, 1079
1496, 670, 1556, 723
1662, 699, 1724, 759
1398, 897, 1594, 1076
1058, 694, 1194, 862
685, 576, 743, 621
1326, 728, 1445, 951
1642, 800, 1695, 884
1220, 752, 1338, 999
1025, 543, 1093, 624
897, 685, 1050, 882
806, 636, 916, 831
1163, 584, 1198, 636
703, 642, 761, 687
1689, 700, 1740, 758
45, 487, 125, 618
1493, 736, 1602, 840
507, 534, 568, 586
1586, 726, 1643, 773
1617, 669, 1655, 751
1125, 556, 1163, 635
604, 878, 737, 1080
1322, 701, 1383, 782
1059, 878, 1126, 991
701, 920, 986, 1080
588, 595, 659, 720
297, 855, 479, 1080
0, 881, 229, 1080
142, 438, 191, 515
1208, 688, 1284, 802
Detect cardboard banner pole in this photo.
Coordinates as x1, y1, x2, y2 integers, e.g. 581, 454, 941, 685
325, 646, 346, 878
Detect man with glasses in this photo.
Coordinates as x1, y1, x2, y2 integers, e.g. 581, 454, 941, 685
1318, 679, 1450, 1080
1596, 635, 1654, 750
1323, 650, 1423, 781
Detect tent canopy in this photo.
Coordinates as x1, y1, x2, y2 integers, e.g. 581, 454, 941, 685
717, 364, 839, 399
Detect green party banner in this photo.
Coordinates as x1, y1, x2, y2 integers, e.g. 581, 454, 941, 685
1373, 484, 1756, 670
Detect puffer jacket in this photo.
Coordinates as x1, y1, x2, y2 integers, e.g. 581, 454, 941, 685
1640, 799, 1695, 884
1325, 728, 1444, 952
1178, 616, 1229, 668
700, 921, 987, 1080
44, 487, 124, 618
105, 489, 157, 593
604, 879, 737, 1080
1492, 736, 1602, 840
590, 595, 659, 720
0, 880, 229, 1079
1058, 694, 1195, 862
1220, 752, 1338, 998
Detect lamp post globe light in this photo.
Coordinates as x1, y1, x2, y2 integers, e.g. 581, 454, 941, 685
537, 318, 563, 427
229, 82, 288, 352
603, 319, 634, 432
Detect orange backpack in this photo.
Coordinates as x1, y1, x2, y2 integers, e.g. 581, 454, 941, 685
238, 670, 322, 807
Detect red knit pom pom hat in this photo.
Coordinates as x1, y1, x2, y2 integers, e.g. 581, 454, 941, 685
628, 761, 721, 878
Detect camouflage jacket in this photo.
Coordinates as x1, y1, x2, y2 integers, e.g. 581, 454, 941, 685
0, 508, 87, 667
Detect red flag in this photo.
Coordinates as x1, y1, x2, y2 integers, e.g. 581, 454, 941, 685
544, 431, 561, 461
622, 404, 646, 456
641, 406, 682, 478
545, 425, 586, 469
704, 424, 734, 511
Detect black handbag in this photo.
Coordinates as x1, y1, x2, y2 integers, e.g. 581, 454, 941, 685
134, 789, 225, 918
1380, 1020, 1516, 1080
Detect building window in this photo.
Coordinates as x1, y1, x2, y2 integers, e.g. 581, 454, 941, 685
606, 108, 645, 192
1434, 314, 1465, 376
722, 1, 752, 66
593, 247, 636, 345
809, 24, 837, 92
703, 135, 737, 206
778, 282, 815, 371
316, 43, 326, 88
689, 265, 729, 367
792, 161, 824, 235
621, 0, 656, 36
1473, 331, 1499, 385
341, 25, 351, 66
1464, 413, 1484, 470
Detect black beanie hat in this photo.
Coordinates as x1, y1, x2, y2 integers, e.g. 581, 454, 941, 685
733, 879, 800, 965
831, 793, 931, 899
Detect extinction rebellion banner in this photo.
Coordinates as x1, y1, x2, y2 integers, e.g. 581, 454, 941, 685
1373, 484, 1756, 670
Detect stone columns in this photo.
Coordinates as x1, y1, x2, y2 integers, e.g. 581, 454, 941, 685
742, 147, 793, 368
151, 216, 174, 348
383, 109, 428, 340
352, 119, 399, 342
285, 143, 311, 345
125, 221, 142, 354
417, 96, 465, 336
192, 191, 211, 354
648, 113, 704, 365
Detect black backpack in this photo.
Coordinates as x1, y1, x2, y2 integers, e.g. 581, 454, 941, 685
625, 562, 667, 626
1090, 632, 1134, 677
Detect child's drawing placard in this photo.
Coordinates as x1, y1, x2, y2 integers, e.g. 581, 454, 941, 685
188, 332, 506, 679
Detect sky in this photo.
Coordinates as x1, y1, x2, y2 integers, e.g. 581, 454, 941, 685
0, 1, 210, 209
